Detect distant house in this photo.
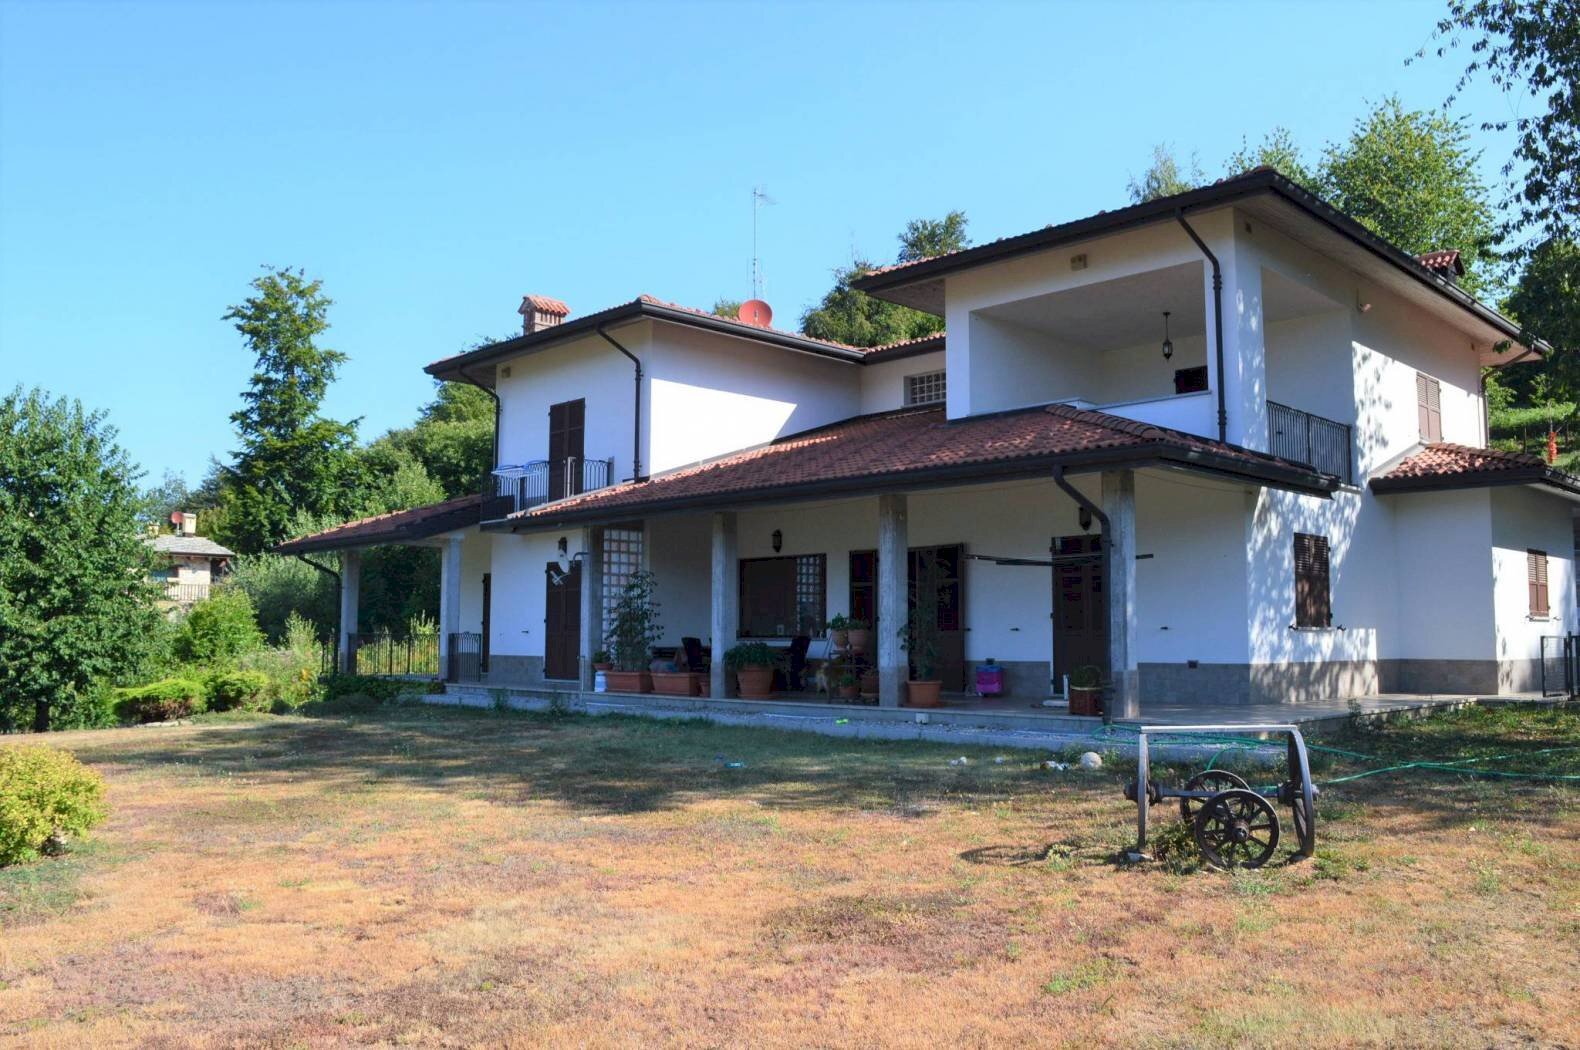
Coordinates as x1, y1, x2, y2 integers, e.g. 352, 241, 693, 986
144, 512, 234, 608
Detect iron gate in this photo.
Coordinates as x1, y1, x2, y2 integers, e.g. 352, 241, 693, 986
1539, 634, 1578, 700
448, 632, 483, 684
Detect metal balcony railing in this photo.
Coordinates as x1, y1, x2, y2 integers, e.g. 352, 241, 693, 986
484, 457, 615, 519
162, 582, 211, 602
1268, 401, 1353, 483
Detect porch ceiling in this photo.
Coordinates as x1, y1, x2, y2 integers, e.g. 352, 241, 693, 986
978, 262, 1205, 349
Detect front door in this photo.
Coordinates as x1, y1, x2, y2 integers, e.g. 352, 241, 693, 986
544, 561, 581, 681
548, 399, 586, 501
1052, 535, 1107, 683
480, 573, 492, 673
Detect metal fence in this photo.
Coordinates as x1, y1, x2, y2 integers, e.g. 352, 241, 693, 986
1268, 401, 1353, 484
448, 632, 483, 683
485, 457, 615, 518
344, 632, 441, 677
1540, 634, 1577, 700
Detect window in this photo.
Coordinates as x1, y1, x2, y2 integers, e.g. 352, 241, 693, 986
1173, 365, 1208, 395
601, 524, 644, 641
739, 554, 826, 637
1528, 549, 1550, 618
1293, 533, 1331, 628
904, 370, 947, 407
1416, 373, 1442, 443
849, 550, 876, 625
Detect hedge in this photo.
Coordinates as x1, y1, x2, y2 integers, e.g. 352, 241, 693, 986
205, 669, 272, 712
113, 678, 207, 723
0, 745, 107, 865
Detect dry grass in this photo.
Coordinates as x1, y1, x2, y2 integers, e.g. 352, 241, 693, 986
1, 702, 1577, 1048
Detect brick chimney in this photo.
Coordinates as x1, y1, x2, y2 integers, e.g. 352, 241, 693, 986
519, 295, 570, 334
1416, 250, 1465, 285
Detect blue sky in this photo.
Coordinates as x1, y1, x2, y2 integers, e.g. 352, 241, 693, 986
0, 0, 1521, 487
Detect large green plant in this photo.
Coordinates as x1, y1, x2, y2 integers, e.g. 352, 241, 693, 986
899, 552, 946, 682
174, 588, 264, 665
0, 745, 107, 866
607, 571, 662, 672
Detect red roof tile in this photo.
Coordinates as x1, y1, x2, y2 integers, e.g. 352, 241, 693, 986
1415, 249, 1465, 277
273, 494, 482, 554
520, 294, 570, 316
1370, 443, 1580, 495
506, 403, 1332, 526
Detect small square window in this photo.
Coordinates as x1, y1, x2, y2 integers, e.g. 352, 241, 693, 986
904, 371, 947, 407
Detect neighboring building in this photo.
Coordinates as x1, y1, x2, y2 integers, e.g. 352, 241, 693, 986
145, 512, 234, 609
276, 170, 1572, 713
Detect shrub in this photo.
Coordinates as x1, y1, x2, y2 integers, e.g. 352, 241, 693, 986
321, 674, 411, 703
0, 745, 108, 865
114, 677, 207, 723
205, 669, 272, 712
174, 589, 264, 665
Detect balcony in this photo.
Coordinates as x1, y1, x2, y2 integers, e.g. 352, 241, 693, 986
1268, 401, 1352, 483
161, 582, 210, 603
484, 457, 615, 519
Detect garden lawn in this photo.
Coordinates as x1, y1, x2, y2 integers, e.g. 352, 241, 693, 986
2, 702, 1577, 1048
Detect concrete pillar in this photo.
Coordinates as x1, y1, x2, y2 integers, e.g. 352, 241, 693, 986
709, 512, 739, 699
438, 535, 463, 678
579, 526, 603, 691
1102, 470, 1140, 719
338, 549, 361, 673
877, 494, 908, 708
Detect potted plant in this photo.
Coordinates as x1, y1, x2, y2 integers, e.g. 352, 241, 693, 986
605, 571, 661, 694
828, 613, 852, 649
725, 641, 776, 699
591, 649, 613, 672
900, 552, 946, 708
846, 618, 872, 656
1068, 665, 1103, 716
837, 671, 860, 700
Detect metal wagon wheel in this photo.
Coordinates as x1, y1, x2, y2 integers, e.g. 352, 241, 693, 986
1192, 789, 1280, 869
1179, 770, 1250, 822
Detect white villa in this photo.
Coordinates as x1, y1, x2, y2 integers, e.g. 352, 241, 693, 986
276, 170, 1574, 718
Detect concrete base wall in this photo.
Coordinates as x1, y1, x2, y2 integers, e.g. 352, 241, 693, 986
1381, 659, 1501, 695
1137, 658, 1514, 705
483, 655, 581, 693
1498, 658, 1542, 695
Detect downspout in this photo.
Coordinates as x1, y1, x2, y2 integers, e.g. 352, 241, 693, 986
455, 361, 502, 479
295, 554, 342, 672
596, 323, 645, 482
1176, 210, 1229, 444
1051, 464, 1114, 725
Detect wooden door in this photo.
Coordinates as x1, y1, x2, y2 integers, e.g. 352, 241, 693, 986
480, 573, 492, 673
1052, 535, 1107, 682
544, 561, 581, 681
548, 399, 586, 500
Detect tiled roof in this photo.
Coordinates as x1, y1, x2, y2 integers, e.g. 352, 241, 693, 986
1415, 250, 1465, 276
860, 332, 946, 362
520, 294, 570, 316
272, 494, 482, 554
1370, 443, 1580, 495
145, 534, 235, 558
632, 294, 860, 351
506, 402, 1332, 526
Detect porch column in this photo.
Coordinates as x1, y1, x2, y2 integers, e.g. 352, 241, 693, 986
710, 512, 739, 699
1102, 470, 1140, 719
438, 535, 463, 678
579, 526, 603, 691
877, 494, 908, 709
338, 549, 361, 673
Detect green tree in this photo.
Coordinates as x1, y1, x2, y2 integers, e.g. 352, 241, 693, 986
220, 267, 361, 553
1428, 0, 1580, 251
173, 588, 265, 665
1127, 144, 1204, 204
374, 381, 494, 499
0, 388, 164, 731
1498, 238, 1580, 400
1317, 97, 1499, 292
1225, 127, 1315, 187
711, 298, 742, 319
800, 212, 970, 347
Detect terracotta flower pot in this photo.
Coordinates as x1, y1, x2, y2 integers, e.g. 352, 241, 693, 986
838, 683, 860, 700
847, 628, 872, 655
592, 662, 613, 673
831, 629, 850, 649
651, 670, 702, 697
1068, 685, 1103, 717
859, 670, 879, 698
604, 670, 653, 694
906, 680, 943, 708
735, 666, 774, 699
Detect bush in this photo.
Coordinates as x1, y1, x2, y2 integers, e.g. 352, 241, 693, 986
113, 678, 207, 723
174, 589, 264, 666
321, 674, 413, 703
205, 669, 272, 712
0, 745, 107, 865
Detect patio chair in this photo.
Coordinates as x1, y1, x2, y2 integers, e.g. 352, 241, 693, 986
681, 636, 709, 674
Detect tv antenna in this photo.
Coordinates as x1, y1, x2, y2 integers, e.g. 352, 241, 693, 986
752, 185, 775, 300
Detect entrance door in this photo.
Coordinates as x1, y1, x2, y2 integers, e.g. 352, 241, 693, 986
1052, 535, 1107, 682
847, 545, 966, 691
548, 399, 586, 501
544, 561, 581, 681
480, 573, 492, 673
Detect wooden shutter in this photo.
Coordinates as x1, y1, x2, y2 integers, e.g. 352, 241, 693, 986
1528, 549, 1550, 617
1416, 374, 1442, 443
1293, 533, 1331, 628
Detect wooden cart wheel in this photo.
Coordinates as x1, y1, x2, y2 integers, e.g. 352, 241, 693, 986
1192, 789, 1280, 869
1179, 770, 1250, 822
1290, 791, 1316, 857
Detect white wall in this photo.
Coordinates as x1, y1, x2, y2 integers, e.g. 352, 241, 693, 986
485, 530, 561, 661
1390, 488, 1494, 660
1491, 487, 1576, 688
1134, 475, 1252, 664
458, 529, 489, 635
645, 513, 711, 648
859, 351, 946, 415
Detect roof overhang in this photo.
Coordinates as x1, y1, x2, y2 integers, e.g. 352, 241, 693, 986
493, 444, 1335, 532
1370, 470, 1580, 502
271, 496, 482, 555
852, 169, 1546, 362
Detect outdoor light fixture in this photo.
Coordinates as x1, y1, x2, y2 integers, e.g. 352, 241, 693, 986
771, 529, 783, 553
1160, 311, 1174, 361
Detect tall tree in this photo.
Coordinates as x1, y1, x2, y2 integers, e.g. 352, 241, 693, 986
800, 212, 969, 347
1317, 97, 1499, 292
221, 267, 361, 553
1225, 127, 1315, 187
1499, 238, 1580, 399
0, 388, 164, 731
1428, 0, 1580, 251
1126, 144, 1204, 204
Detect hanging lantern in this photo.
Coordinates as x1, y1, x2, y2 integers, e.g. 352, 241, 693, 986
1160, 311, 1174, 362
